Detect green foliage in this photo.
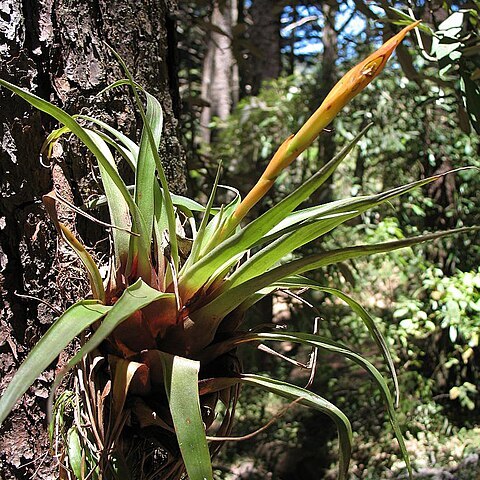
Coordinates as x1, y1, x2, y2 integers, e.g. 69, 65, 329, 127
393, 266, 480, 412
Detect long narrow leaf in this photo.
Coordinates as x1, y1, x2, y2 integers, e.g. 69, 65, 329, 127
87, 187, 207, 214
0, 79, 151, 276
0, 80, 143, 228
257, 167, 475, 246
249, 334, 411, 478
197, 373, 352, 480
187, 164, 222, 266
226, 211, 358, 288
48, 279, 171, 419
75, 114, 139, 162
63, 279, 168, 373
84, 130, 132, 273
200, 332, 410, 478
134, 91, 163, 279
159, 353, 213, 480
275, 277, 399, 406
106, 47, 180, 271
241, 374, 352, 480
43, 191, 106, 302
0, 301, 110, 426
194, 227, 479, 334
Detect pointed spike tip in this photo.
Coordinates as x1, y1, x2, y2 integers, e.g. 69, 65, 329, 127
287, 21, 421, 158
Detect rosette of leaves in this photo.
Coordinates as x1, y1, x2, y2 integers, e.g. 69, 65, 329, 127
0, 21, 478, 480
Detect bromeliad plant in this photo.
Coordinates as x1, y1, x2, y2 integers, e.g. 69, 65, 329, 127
0, 21, 477, 479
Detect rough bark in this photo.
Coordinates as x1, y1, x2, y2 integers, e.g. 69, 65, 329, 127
0, 1, 185, 478
199, 0, 239, 144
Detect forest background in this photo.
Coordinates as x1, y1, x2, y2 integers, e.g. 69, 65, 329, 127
0, 0, 479, 479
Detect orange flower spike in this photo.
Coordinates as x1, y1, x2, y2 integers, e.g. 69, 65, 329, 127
228, 21, 420, 229
286, 20, 420, 159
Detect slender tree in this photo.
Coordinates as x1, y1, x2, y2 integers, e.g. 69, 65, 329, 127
200, 0, 239, 144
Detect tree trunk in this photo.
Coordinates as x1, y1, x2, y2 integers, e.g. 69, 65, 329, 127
0, 1, 185, 478
199, 0, 239, 144
248, 0, 282, 95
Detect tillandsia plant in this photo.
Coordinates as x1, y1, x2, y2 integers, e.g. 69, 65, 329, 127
0, 21, 478, 480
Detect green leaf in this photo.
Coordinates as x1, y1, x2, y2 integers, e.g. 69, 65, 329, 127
179, 125, 371, 298
259, 168, 473, 246
106, 46, 180, 271
0, 301, 110, 426
0, 79, 150, 276
87, 186, 208, 214
159, 353, 213, 480
227, 211, 357, 288
97, 78, 142, 96
75, 114, 139, 169
195, 184, 243, 256
63, 279, 169, 374
196, 227, 479, 325
49, 280, 172, 419
241, 374, 352, 480
153, 186, 168, 288
76, 114, 139, 161
67, 427, 83, 479
388, 8, 434, 36
187, 164, 222, 266
0, 80, 137, 221
171, 192, 213, 214
134, 91, 163, 279
202, 331, 410, 478
84, 129, 132, 273
273, 277, 399, 407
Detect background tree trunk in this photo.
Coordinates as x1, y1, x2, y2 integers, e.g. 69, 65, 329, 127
0, 1, 185, 478
200, 0, 239, 144
248, 0, 282, 94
